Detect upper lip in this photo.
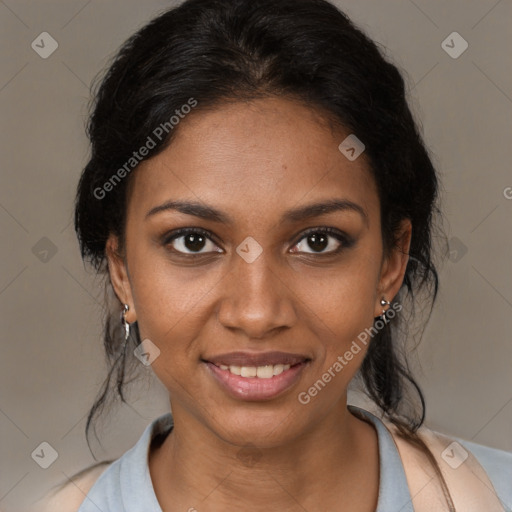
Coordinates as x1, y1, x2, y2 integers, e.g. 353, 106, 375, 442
204, 351, 310, 367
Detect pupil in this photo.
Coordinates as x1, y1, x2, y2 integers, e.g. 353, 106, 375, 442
308, 233, 327, 252
185, 233, 205, 252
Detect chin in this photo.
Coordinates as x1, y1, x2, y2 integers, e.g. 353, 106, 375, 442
205, 402, 307, 449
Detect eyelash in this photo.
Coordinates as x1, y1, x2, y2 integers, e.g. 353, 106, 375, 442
162, 227, 353, 257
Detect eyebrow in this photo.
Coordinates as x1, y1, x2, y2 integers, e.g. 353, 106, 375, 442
145, 198, 368, 226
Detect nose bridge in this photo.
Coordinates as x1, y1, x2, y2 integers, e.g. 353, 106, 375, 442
217, 247, 295, 337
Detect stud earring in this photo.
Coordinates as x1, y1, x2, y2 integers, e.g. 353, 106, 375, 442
380, 298, 391, 323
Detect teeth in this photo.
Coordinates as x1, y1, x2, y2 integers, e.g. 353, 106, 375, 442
229, 365, 241, 375
273, 364, 284, 376
219, 363, 293, 378
256, 365, 274, 378
240, 366, 257, 377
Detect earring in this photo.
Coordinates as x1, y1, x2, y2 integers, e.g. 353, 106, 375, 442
121, 304, 130, 342
380, 298, 391, 323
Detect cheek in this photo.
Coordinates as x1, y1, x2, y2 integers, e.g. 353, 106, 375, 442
319, 251, 380, 316
128, 262, 206, 393
126, 246, 224, 363
303, 253, 380, 370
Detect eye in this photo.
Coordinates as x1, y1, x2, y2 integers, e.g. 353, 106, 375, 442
163, 228, 223, 255
291, 227, 351, 255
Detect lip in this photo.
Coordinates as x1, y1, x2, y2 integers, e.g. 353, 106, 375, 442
203, 359, 310, 401
204, 351, 309, 367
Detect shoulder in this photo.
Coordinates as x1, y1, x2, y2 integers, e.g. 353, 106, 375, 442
422, 427, 512, 503
385, 420, 512, 511
456, 437, 512, 507
29, 460, 115, 512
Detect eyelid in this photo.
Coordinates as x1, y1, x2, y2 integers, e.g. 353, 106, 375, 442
293, 226, 347, 242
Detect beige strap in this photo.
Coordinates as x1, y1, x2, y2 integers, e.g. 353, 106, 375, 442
28, 463, 112, 512
384, 420, 506, 511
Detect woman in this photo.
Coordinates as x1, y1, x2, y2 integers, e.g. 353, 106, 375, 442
33, 0, 512, 510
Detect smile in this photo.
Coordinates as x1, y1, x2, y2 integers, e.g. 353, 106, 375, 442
203, 355, 310, 401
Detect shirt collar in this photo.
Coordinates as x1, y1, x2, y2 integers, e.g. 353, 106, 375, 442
118, 407, 413, 512
349, 405, 414, 512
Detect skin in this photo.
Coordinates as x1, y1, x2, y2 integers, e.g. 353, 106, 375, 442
107, 96, 412, 512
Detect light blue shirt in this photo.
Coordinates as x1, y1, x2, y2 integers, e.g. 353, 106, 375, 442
77, 406, 512, 511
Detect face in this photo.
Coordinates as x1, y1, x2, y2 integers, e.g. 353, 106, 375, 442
107, 97, 411, 448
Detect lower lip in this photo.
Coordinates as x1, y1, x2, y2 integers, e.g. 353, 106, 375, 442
204, 361, 308, 401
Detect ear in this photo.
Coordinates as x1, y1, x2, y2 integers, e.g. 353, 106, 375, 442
374, 218, 412, 317
105, 234, 136, 323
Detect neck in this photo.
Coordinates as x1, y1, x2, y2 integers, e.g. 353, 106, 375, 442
149, 401, 379, 512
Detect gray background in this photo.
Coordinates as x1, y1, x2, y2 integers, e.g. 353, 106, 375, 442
1, 0, 511, 510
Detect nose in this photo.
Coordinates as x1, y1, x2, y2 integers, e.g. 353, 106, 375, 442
217, 251, 297, 340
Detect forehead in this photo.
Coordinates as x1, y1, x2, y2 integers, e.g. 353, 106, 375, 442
127, 97, 378, 223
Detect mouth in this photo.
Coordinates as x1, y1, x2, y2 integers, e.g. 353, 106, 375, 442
202, 351, 311, 401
